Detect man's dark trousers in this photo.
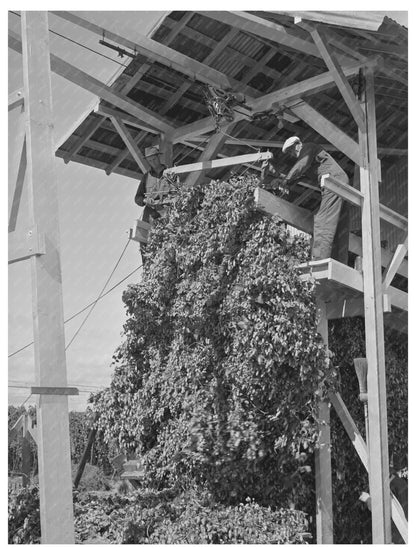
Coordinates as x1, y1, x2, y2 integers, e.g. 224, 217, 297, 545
312, 184, 349, 264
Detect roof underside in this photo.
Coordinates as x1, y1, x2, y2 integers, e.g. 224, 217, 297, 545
56, 10, 408, 213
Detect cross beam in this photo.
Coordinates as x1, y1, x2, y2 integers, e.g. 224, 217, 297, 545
164, 151, 273, 176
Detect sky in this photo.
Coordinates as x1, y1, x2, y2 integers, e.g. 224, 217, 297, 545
7, 7, 410, 412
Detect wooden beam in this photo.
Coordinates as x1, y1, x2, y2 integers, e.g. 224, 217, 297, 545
109, 116, 150, 174
286, 100, 360, 165
329, 391, 408, 543
185, 123, 236, 187
315, 300, 334, 543
52, 11, 233, 90
255, 188, 408, 279
200, 11, 322, 58
96, 104, 160, 135
8, 226, 46, 264
9, 30, 174, 135
63, 115, 104, 164
300, 23, 366, 131
382, 238, 408, 290
9, 88, 24, 111
164, 151, 272, 176
21, 11, 74, 543
276, 11, 385, 31
8, 132, 27, 233
359, 66, 391, 543
248, 59, 374, 114
322, 175, 408, 231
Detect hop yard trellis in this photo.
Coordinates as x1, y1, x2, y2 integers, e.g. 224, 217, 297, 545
8, 10, 407, 544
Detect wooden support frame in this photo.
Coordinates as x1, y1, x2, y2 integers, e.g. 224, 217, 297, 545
110, 116, 150, 174
9, 88, 24, 111
321, 175, 408, 231
20, 12, 75, 543
8, 226, 46, 264
9, 30, 174, 135
129, 219, 152, 244
8, 128, 27, 233
300, 22, 366, 131
315, 299, 334, 543
359, 66, 392, 543
164, 151, 272, 176
53, 11, 233, 90
329, 392, 408, 543
254, 188, 408, 281
382, 238, 408, 290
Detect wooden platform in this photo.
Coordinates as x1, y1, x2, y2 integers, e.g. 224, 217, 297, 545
298, 258, 407, 333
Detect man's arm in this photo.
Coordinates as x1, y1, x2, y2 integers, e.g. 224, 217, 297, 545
284, 143, 321, 185
134, 173, 148, 207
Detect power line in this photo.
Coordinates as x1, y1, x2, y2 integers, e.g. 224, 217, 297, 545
8, 262, 143, 359
65, 238, 131, 351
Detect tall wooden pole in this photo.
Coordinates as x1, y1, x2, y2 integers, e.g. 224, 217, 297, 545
358, 67, 392, 543
315, 299, 333, 543
21, 11, 75, 543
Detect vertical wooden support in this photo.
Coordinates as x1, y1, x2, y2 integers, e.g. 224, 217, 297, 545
21, 12, 74, 543
22, 415, 31, 487
160, 132, 173, 167
315, 298, 333, 543
358, 67, 392, 543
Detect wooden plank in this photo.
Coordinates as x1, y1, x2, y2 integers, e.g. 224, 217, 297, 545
96, 104, 161, 136
8, 226, 46, 264
322, 174, 408, 231
315, 299, 334, 543
30, 387, 79, 396
52, 11, 233, 90
201, 11, 322, 58
287, 100, 361, 165
165, 151, 272, 176
302, 23, 366, 131
129, 220, 151, 244
9, 88, 24, 111
8, 133, 27, 233
63, 115, 104, 164
255, 188, 408, 279
248, 59, 373, 114
382, 238, 408, 290
110, 116, 150, 174
9, 30, 174, 135
73, 414, 98, 488
185, 123, 237, 187
21, 11, 74, 544
359, 66, 391, 543
276, 11, 385, 31
329, 392, 408, 543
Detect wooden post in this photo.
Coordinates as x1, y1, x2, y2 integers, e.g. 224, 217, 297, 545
21, 12, 74, 543
73, 414, 99, 489
358, 67, 392, 543
315, 299, 333, 543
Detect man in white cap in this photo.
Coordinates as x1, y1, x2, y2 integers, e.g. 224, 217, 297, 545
280, 137, 349, 263
134, 145, 170, 222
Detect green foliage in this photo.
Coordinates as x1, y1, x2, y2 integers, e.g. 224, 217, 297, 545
92, 175, 337, 509
8, 486, 41, 544
73, 487, 310, 544
329, 317, 408, 544
72, 463, 112, 492
8, 406, 37, 475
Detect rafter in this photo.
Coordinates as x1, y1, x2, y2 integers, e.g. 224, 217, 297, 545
299, 22, 366, 131
110, 116, 150, 174
9, 30, 175, 135
52, 11, 233, 90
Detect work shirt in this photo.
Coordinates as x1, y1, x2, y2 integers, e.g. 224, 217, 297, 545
284, 143, 348, 186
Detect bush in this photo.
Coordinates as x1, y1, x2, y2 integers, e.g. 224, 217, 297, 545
73, 487, 310, 544
73, 463, 112, 492
8, 486, 40, 544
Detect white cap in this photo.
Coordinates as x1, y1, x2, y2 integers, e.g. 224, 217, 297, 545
282, 136, 300, 153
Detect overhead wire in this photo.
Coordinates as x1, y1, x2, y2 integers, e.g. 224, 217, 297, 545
8, 258, 143, 359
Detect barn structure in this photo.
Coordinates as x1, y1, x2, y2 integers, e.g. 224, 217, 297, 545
8, 11, 407, 544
